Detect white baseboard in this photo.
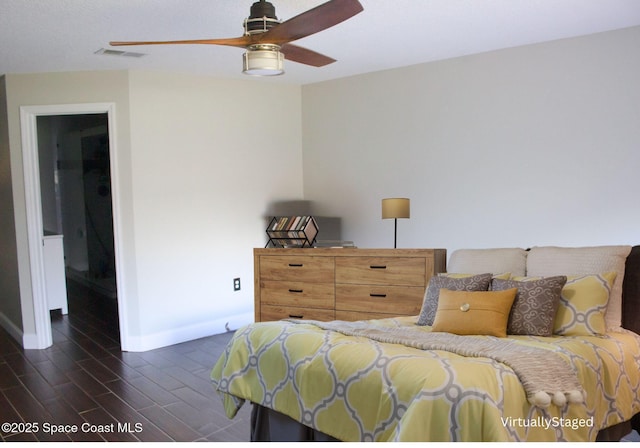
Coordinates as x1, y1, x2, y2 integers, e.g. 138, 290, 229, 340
122, 311, 254, 352
0, 310, 254, 352
0, 312, 40, 349
22, 332, 41, 349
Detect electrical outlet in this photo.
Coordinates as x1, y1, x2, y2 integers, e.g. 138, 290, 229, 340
233, 278, 241, 291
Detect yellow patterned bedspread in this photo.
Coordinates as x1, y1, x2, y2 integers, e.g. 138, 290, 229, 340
210, 316, 640, 442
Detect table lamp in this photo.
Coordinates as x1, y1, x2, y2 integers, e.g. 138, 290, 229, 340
382, 198, 410, 248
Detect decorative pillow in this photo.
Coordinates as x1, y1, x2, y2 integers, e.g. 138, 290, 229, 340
552, 272, 617, 336
431, 288, 518, 337
448, 248, 528, 277
417, 273, 492, 326
440, 272, 511, 281
491, 276, 567, 336
526, 246, 631, 331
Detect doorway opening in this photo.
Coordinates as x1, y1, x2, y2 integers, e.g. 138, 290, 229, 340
37, 114, 119, 339
20, 103, 127, 350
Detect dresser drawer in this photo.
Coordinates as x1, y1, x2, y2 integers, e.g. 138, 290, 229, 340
335, 257, 426, 286
260, 256, 335, 283
261, 304, 336, 322
336, 310, 409, 321
336, 284, 424, 315
261, 281, 334, 309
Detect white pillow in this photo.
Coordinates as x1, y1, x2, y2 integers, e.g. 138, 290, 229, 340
448, 248, 528, 277
526, 246, 632, 332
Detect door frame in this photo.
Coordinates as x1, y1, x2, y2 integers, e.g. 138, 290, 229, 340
20, 102, 128, 349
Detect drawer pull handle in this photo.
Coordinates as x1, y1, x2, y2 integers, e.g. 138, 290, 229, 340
370, 265, 387, 269
370, 293, 387, 298
288, 263, 303, 267
289, 289, 304, 293
289, 314, 304, 319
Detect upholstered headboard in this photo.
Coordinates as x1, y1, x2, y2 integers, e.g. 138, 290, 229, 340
448, 245, 640, 335
622, 245, 640, 335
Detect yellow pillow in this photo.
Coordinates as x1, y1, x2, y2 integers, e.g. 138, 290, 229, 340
554, 272, 617, 336
431, 288, 517, 338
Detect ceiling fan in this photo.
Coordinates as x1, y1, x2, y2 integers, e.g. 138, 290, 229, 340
109, 0, 364, 76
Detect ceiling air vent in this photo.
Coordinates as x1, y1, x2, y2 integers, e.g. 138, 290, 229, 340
94, 48, 146, 58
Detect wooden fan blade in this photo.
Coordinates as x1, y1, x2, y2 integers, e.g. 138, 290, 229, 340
109, 36, 251, 49
280, 44, 335, 67
255, 0, 363, 45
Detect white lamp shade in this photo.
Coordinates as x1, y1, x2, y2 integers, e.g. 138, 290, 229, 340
243, 47, 284, 76
382, 198, 410, 219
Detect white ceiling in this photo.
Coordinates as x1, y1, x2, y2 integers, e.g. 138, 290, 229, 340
2, 0, 640, 85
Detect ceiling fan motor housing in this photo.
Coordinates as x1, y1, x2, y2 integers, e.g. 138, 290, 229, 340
245, 0, 280, 34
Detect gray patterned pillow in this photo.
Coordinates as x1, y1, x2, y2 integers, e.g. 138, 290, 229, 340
417, 273, 492, 326
491, 276, 567, 336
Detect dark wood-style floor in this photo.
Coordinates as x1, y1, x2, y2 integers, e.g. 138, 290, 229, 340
0, 279, 251, 442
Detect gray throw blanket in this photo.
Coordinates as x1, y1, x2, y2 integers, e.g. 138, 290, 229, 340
288, 319, 585, 408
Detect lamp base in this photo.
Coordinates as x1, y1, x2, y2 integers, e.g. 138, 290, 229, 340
393, 218, 397, 249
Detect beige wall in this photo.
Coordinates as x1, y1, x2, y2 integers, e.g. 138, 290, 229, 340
126, 71, 303, 348
0, 76, 23, 334
302, 26, 640, 254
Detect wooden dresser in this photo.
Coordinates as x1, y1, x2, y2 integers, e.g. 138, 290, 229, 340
254, 248, 447, 322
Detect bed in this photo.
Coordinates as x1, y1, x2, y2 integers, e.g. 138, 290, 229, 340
210, 245, 640, 442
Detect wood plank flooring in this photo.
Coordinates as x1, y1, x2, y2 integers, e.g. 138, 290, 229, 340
0, 280, 251, 442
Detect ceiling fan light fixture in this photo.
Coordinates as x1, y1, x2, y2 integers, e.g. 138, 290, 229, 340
108, 0, 364, 75
243, 44, 284, 76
